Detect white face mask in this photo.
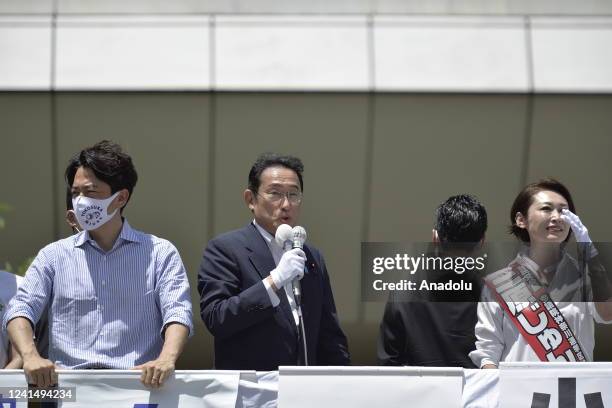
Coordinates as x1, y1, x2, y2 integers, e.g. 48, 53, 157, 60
72, 192, 120, 231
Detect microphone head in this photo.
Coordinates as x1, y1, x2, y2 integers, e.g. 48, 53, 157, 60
292, 226, 307, 249
275, 224, 293, 248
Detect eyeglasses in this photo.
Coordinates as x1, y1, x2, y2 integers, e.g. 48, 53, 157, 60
257, 190, 303, 205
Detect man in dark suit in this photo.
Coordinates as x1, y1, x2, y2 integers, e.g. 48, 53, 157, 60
377, 194, 487, 367
198, 153, 350, 370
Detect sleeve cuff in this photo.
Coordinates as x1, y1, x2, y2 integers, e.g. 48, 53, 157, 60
263, 278, 280, 307
161, 315, 194, 338
3, 310, 36, 333
479, 358, 498, 368
468, 348, 499, 369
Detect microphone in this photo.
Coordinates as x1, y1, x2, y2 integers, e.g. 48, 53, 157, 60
291, 226, 309, 366
275, 224, 293, 251
292, 226, 307, 250
275, 224, 298, 298
291, 226, 307, 305
274, 224, 307, 304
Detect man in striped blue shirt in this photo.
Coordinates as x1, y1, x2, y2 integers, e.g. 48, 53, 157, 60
3, 141, 193, 388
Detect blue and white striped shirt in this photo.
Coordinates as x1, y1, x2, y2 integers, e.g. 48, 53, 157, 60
2, 220, 193, 369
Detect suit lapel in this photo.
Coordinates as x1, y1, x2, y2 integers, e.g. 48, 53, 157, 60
244, 223, 297, 336
300, 246, 318, 319
244, 223, 276, 280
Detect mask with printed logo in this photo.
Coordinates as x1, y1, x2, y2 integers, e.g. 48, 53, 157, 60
72, 192, 120, 231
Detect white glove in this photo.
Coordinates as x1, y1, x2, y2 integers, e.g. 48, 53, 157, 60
561, 209, 591, 243
270, 248, 306, 290
561, 209, 598, 258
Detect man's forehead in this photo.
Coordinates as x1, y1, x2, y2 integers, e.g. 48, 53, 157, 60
260, 166, 299, 184
72, 167, 103, 188
72, 181, 96, 189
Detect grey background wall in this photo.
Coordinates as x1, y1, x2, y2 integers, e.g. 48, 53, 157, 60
1, 92, 611, 367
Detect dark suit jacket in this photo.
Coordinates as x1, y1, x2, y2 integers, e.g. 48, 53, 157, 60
198, 223, 350, 370
377, 268, 481, 368
377, 300, 478, 368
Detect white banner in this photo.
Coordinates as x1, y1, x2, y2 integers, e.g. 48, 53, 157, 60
462, 369, 500, 408
56, 370, 241, 408
0, 370, 28, 408
278, 366, 463, 408
237, 371, 278, 408
500, 362, 612, 408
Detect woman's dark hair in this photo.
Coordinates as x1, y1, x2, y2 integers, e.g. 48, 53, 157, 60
509, 178, 576, 242
248, 153, 304, 193
65, 140, 138, 211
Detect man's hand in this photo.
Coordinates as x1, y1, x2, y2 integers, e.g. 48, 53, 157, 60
4, 344, 23, 369
23, 353, 57, 387
8, 317, 56, 386
133, 358, 175, 388
269, 248, 306, 291
133, 323, 188, 388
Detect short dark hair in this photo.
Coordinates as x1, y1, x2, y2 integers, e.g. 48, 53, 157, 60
65, 140, 138, 211
248, 153, 304, 193
66, 187, 73, 211
435, 194, 487, 248
509, 178, 575, 243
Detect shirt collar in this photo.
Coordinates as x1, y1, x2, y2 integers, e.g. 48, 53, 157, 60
74, 219, 141, 248
253, 219, 274, 246
516, 250, 565, 285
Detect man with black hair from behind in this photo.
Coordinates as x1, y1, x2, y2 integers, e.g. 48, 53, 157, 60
378, 194, 487, 367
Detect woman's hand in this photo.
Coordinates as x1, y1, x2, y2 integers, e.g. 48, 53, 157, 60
560, 209, 591, 243
561, 209, 598, 259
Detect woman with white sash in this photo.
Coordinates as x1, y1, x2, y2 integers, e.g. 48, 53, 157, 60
470, 178, 612, 368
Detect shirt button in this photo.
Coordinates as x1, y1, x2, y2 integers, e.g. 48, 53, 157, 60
100, 305, 105, 311
101, 280, 106, 286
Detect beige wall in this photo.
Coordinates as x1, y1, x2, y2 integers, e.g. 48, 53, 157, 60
1, 92, 611, 366
0, 94, 54, 270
